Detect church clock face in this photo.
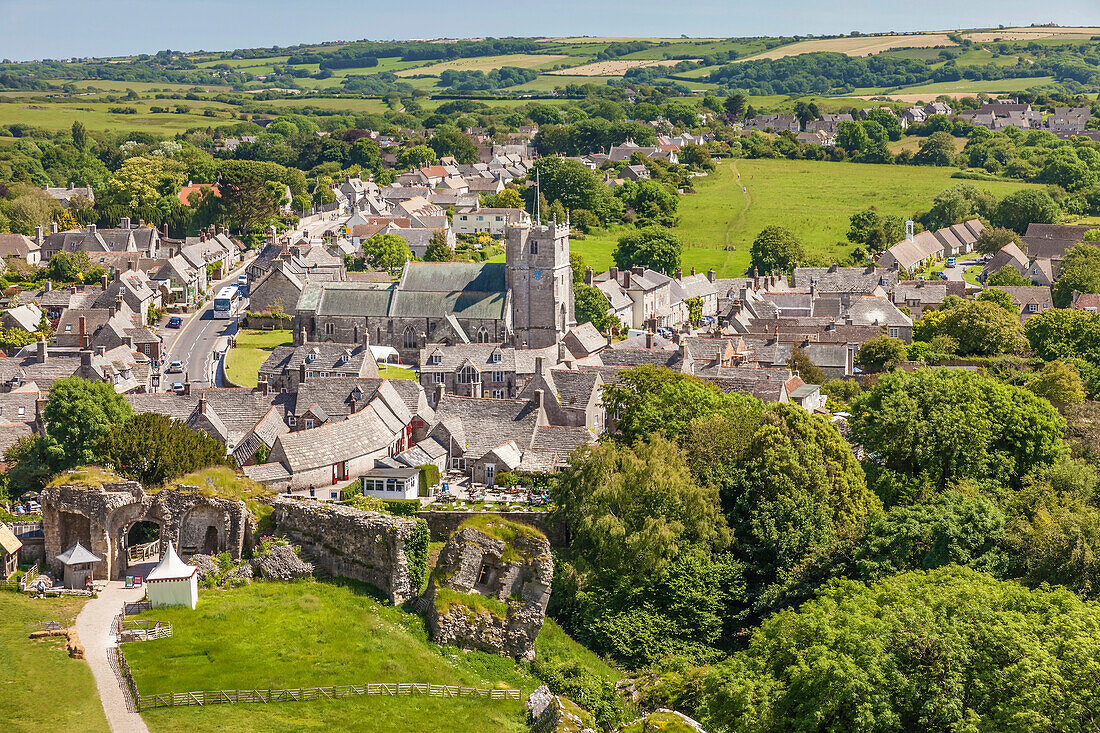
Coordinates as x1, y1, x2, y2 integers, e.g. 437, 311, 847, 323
533, 270, 541, 279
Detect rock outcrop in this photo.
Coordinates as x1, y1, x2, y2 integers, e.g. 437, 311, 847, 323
527, 685, 595, 733
251, 544, 313, 581
425, 517, 552, 661
189, 554, 219, 582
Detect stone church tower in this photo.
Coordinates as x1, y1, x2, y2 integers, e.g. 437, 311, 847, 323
505, 221, 575, 349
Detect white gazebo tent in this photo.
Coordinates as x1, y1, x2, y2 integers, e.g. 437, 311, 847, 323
56, 542, 103, 589
145, 542, 198, 609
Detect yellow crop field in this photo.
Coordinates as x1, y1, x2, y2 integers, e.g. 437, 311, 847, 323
394, 54, 568, 77
548, 58, 699, 76
741, 33, 957, 61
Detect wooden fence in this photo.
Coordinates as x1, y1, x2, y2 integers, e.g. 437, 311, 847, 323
0, 562, 39, 592
134, 682, 521, 711
119, 619, 173, 641
127, 541, 158, 563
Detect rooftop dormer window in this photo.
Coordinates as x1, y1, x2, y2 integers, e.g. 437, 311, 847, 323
429, 353, 442, 365
488, 350, 502, 364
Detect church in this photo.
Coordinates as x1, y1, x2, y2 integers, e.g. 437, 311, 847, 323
293, 221, 575, 364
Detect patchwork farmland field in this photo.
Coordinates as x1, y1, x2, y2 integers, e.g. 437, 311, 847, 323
395, 55, 570, 77
548, 58, 699, 76
740, 33, 958, 61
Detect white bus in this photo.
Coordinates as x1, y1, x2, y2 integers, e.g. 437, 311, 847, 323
213, 286, 240, 319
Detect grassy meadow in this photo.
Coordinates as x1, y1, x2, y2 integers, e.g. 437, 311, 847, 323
0, 594, 109, 733
125, 580, 618, 733
567, 159, 1039, 278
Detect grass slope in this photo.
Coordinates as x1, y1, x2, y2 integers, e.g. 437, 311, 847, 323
224, 328, 292, 387
0, 594, 109, 733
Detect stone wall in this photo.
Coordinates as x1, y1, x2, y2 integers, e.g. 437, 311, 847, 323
273, 497, 421, 604
41, 482, 249, 580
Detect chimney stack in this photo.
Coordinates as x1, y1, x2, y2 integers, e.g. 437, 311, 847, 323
299, 327, 307, 346
707, 269, 716, 283
44, 281, 52, 293
138, 219, 145, 228
120, 217, 130, 230
198, 392, 207, 413
434, 382, 445, 406
50, 221, 58, 234
101, 274, 108, 289
584, 267, 593, 286
35, 225, 43, 246
535, 356, 545, 374
299, 362, 307, 384
632, 265, 644, 277
534, 388, 544, 411
183, 375, 191, 396
35, 339, 47, 364
645, 333, 654, 349
95, 345, 106, 357
609, 266, 618, 283
127, 259, 135, 272
86, 224, 96, 237
675, 267, 682, 280
79, 315, 88, 349
623, 271, 631, 288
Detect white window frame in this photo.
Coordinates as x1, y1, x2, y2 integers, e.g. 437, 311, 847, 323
888, 327, 899, 338
432, 372, 445, 384
287, 415, 296, 426
304, 418, 314, 429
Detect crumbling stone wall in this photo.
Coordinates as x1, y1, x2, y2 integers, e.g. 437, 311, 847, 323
273, 497, 422, 604
41, 482, 249, 581
425, 521, 553, 660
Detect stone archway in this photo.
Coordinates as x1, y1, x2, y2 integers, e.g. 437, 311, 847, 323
180, 504, 230, 557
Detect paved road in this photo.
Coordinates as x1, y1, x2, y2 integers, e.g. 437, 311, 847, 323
75, 580, 151, 733
156, 259, 254, 392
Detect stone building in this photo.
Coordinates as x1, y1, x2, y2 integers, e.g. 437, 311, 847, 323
40, 481, 249, 581
293, 222, 575, 365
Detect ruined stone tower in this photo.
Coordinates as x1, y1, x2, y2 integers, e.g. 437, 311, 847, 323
505, 221, 575, 349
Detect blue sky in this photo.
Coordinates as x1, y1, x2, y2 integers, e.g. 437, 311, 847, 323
1, 0, 1099, 61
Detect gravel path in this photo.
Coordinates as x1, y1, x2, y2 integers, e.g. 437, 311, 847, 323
75, 581, 151, 733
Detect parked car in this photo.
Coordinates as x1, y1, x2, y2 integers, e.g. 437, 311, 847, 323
937, 271, 949, 280
167, 316, 182, 328
171, 382, 185, 393
167, 360, 183, 374
946, 257, 956, 268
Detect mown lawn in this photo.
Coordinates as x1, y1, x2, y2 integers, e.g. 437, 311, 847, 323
378, 364, 417, 380
224, 328, 292, 387
0, 593, 109, 733
125, 580, 614, 733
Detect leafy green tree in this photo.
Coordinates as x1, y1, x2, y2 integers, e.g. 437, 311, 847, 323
397, 145, 438, 170
601, 366, 757, 445
921, 183, 997, 231
428, 127, 478, 164
685, 403, 877, 621
723, 94, 747, 120
42, 377, 133, 468
614, 179, 678, 227
4, 434, 61, 492
685, 296, 704, 325
913, 130, 957, 166
750, 225, 804, 274
792, 100, 820, 130
569, 252, 586, 284
348, 138, 384, 177
936, 298, 1025, 356
573, 283, 617, 333
361, 233, 410, 275
835, 120, 870, 153
976, 287, 1019, 312
696, 566, 1100, 733
1052, 243, 1100, 307
71, 121, 87, 151
846, 207, 904, 250
855, 335, 908, 372
553, 437, 741, 666
101, 413, 232, 486
787, 346, 826, 384
996, 188, 1060, 233
45, 251, 94, 283
1026, 360, 1086, 405
422, 230, 454, 262
986, 264, 1031, 286
1024, 308, 1100, 364
851, 368, 1065, 498
493, 188, 524, 209
529, 157, 616, 225
974, 226, 1023, 255
613, 226, 682, 274
216, 162, 278, 233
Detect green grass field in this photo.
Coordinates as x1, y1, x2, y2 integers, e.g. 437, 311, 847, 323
0, 593, 109, 733
564, 159, 1039, 278
225, 328, 292, 387
378, 364, 416, 380
124, 580, 616, 733
0, 100, 242, 133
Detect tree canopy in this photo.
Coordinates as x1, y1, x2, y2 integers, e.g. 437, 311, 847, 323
100, 412, 233, 486
42, 376, 133, 468
749, 225, 804, 274
612, 226, 682, 274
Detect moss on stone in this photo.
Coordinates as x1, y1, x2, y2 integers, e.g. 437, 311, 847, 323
458, 515, 545, 563
433, 587, 509, 621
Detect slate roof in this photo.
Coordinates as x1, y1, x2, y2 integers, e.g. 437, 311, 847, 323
792, 266, 897, 293
127, 389, 290, 445
592, 348, 686, 371
846, 296, 912, 327
242, 462, 292, 483
982, 242, 1029, 278
430, 395, 539, 459
563, 322, 607, 357
419, 343, 515, 373
891, 281, 947, 306
1023, 224, 1097, 261
271, 400, 401, 473
259, 343, 379, 380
